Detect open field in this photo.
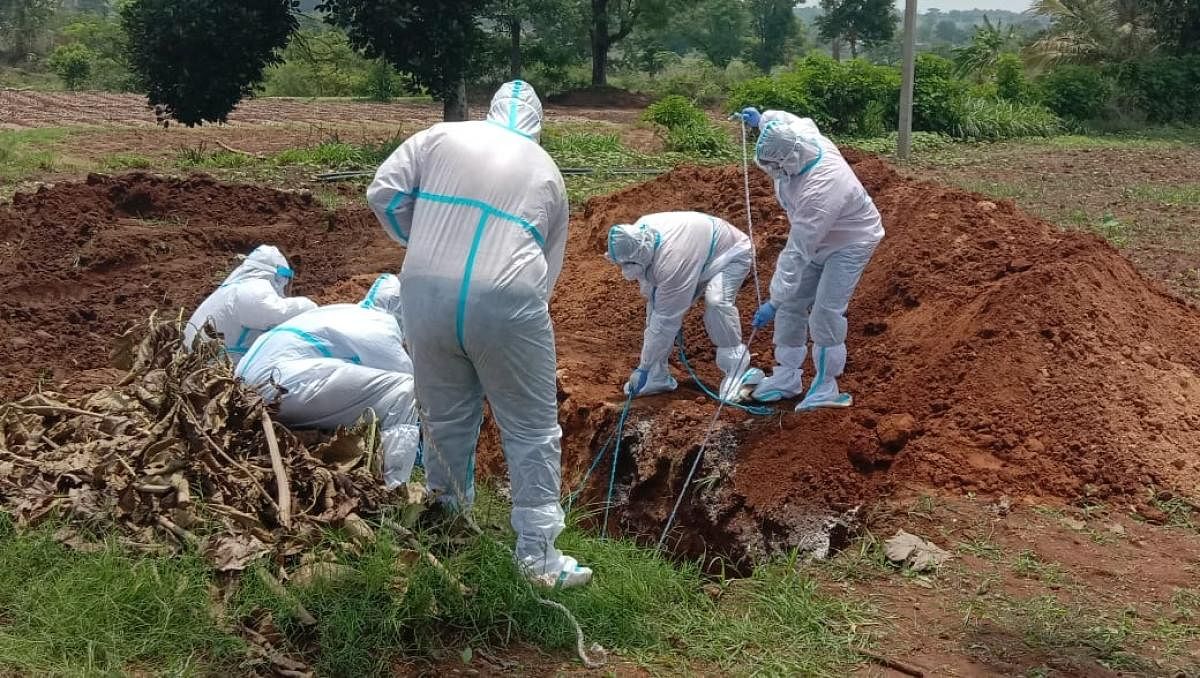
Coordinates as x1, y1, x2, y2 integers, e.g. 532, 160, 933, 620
1, 94, 1199, 676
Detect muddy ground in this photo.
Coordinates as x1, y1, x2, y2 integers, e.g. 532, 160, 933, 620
2, 154, 1199, 575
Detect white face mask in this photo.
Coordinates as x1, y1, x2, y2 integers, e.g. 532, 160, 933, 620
620, 263, 644, 281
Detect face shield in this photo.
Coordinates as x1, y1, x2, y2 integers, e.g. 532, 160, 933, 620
607, 223, 660, 281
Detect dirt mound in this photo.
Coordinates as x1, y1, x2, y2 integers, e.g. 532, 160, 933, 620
0, 172, 399, 398
547, 86, 653, 108
2, 163, 1199, 567
552, 156, 1200, 564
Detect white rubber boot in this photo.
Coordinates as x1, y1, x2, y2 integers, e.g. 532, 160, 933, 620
752, 345, 806, 402
796, 344, 853, 410
716, 344, 752, 402
624, 361, 677, 397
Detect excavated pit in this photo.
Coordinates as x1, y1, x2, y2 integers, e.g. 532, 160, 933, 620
2, 162, 1199, 568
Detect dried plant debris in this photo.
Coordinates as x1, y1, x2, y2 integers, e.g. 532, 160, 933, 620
0, 313, 417, 572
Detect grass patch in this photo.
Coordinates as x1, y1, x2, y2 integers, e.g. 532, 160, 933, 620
958, 529, 1005, 562
100, 152, 154, 171
1066, 209, 1133, 247
0, 128, 72, 183
0, 517, 243, 675
1011, 550, 1067, 586
1126, 184, 1200, 207
0, 483, 876, 676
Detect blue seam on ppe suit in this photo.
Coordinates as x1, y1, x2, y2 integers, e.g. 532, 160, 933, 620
384, 192, 412, 243
508, 80, 523, 129
239, 326, 361, 375
360, 274, 393, 309
486, 120, 534, 140
457, 212, 491, 351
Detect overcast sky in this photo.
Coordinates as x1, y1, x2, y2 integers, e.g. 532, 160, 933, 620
897, 0, 1032, 11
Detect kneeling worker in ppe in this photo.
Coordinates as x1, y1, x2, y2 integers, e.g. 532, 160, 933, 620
607, 212, 757, 401
184, 245, 317, 367
235, 274, 420, 488
366, 81, 590, 589
737, 107, 884, 410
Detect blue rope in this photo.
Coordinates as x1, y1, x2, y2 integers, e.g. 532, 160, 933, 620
564, 393, 634, 534
675, 337, 774, 417
601, 392, 634, 538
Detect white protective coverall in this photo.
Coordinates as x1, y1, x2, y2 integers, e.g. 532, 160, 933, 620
607, 212, 754, 400
752, 111, 884, 410
366, 81, 590, 589
184, 245, 317, 367
235, 274, 420, 488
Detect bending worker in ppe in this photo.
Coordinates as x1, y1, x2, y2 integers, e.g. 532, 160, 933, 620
184, 245, 317, 367
608, 212, 756, 401
366, 81, 590, 589
737, 107, 884, 410
235, 274, 420, 488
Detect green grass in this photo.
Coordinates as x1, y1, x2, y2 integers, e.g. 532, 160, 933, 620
1066, 209, 1133, 247
0, 486, 875, 677
0, 517, 243, 675
100, 153, 154, 171
1010, 550, 1067, 586
958, 529, 1005, 562
1126, 184, 1200, 207
0, 128, 72, 184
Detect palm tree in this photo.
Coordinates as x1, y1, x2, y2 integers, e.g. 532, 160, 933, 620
953, 15, 1020, 81
1025, 0, 1157, 69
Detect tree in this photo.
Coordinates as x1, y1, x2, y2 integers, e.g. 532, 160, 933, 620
587, 0, 676, 87
748, 0, 799, 72
49, 43, 93, 90
952, 16, 1019, 81
121, 0, 298, 127
678, 0, 750, 68
1026, 0, 1156, 68
320, 0, 490, 121
934, 19, 966, 44
0, 0, 59, 64
816, 0, 897, 59
1148, 0, 1200, 54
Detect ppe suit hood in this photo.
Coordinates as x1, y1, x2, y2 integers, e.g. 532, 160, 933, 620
755, 120, 823, 179
607, 223, 660, 269
222, 245, 294, 294
487, 80, 543, 141
361, 273, 403, 319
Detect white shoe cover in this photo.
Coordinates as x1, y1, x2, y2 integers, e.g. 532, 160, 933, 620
523, 554, 593, 589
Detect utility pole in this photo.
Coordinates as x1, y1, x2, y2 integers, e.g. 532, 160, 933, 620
898, 0, 918, 161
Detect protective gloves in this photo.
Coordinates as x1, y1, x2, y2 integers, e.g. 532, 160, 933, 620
752, 301, 777, 329
739, 107, 762, 128
625, 367, 649, 396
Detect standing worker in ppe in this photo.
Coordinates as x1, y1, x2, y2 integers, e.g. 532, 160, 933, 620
607, 212, 757, 401
366, 81, 590, 589
736, 108, 884, 410
184, 245, 317, 367
235, 274, 420, 488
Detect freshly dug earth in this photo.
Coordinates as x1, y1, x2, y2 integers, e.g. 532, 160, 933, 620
2, 162, 1199, 567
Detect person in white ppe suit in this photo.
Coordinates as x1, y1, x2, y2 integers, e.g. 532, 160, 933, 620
234, 274, 421, 488
366, 81, 590, 589
184, 245, 317, 367
607, 212, 756, 401
737, 107, 884, 410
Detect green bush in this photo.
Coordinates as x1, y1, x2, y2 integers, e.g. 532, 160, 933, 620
618, 55, 760, 107
360, 59, 402, 102
955, 98, 1063, 140
643, 95, 708, 130
913, 53, 968, 134
995, 53, 1034, 103
48, 44, 93, 91
643, 96, 735, 159
1115, 55, 1200, 124
728, 55, 899, 136
1038, 65, 1111, 121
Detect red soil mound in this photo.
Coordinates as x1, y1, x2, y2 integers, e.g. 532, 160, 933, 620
0, 172, 399, 398
2, 161, 1198, 564
555, 155, 1200, 560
